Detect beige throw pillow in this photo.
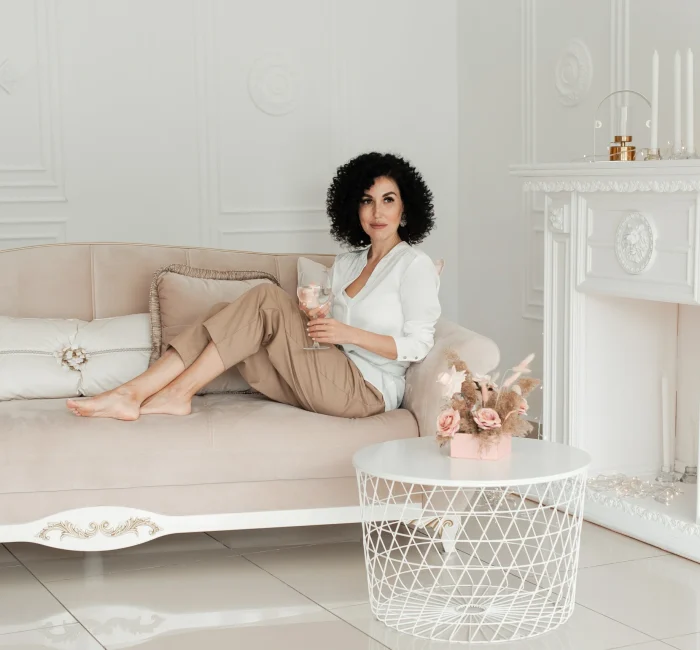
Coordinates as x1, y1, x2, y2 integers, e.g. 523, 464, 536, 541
149, 265, 279, 395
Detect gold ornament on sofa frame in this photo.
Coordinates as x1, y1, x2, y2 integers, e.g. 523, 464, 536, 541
36, 517, 162, 542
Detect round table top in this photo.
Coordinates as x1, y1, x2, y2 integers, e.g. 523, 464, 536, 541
352, 437, 591, 487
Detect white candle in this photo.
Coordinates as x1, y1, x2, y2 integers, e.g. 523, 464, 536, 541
687, 49, 695, 154
675, 50, 683, 152
651, 50, 659, 150
620, 106, 628, 135
661, 376, 673, 470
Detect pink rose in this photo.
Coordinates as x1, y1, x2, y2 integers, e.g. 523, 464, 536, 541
473, 407, 502, 430
437, 408, 461, 438
518, 399, 529, 415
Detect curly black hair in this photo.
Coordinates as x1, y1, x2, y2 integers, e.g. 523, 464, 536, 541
326, 152, 435, 248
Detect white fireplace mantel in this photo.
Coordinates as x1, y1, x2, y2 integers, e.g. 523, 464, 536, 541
512, 160, 700, 194
511, 160, 700, 562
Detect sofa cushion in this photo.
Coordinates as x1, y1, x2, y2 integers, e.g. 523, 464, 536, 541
0, 393, 418, 494
149, 265, 278, 394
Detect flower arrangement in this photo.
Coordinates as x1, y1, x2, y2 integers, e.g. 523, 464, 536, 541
435, 351, 540, 449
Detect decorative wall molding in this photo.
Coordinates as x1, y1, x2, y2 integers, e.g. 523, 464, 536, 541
220, 225, 328, 236
0, 194, 67, 205
555, 39, 594, 107
0, 218, 67, 249
615, 212, 656, 274
0, 0, 65, 202
192, 3, 317, 241
218, 223, 336, 253
520, 0, 536, 166
217, 209, 331, 252
521, 0, 542, 321
523, 192, 545, 321
329, 0, 349, 163
192, 1, 338, 245
220, 207, 326, 216
248, 52, 302, 116
192, 0, 215, 246
523, 179, 700, 193
0, 58, 12, 95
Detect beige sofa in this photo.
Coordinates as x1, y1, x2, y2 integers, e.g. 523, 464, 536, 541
0, 243, 499, 551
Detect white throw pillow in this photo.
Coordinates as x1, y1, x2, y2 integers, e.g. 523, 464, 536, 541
0, 314, 151, 400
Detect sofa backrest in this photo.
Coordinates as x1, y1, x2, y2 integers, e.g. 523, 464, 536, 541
0, 243, 335, 319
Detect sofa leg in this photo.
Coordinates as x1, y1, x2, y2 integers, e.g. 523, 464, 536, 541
405, 515, 461, 555
439, 515, 460, 554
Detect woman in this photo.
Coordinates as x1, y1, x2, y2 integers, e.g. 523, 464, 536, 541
66, 152, 441, 420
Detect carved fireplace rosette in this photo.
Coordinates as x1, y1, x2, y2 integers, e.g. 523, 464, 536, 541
549, 206, 566, 232
615, 212, 656, 275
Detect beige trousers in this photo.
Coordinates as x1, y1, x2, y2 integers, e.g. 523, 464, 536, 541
167, 283, 385, 418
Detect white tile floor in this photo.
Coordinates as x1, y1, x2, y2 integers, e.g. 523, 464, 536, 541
0, 521, 696, 649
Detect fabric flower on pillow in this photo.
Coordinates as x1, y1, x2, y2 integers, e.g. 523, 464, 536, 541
55, 346, 90, 372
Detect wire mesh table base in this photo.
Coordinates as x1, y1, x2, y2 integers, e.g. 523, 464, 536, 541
357, 472, 587, 644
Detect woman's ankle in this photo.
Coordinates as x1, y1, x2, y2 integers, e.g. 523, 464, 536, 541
116, 384, 147, 404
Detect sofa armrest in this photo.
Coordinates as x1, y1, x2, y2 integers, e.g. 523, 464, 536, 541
402, 318, 500, 438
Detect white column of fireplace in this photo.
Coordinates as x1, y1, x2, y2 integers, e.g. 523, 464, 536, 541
512, 161, 700, 562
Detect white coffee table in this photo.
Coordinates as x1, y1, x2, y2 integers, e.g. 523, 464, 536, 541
353, 437, 591, 644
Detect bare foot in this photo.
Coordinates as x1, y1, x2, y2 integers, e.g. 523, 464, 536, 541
66, 387, 141, 421
140, 388, 192, 416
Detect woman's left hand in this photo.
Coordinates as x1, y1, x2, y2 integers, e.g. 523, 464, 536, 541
306, 318, 356, 346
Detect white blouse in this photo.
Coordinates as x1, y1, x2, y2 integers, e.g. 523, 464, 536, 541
330, 241, 441, 411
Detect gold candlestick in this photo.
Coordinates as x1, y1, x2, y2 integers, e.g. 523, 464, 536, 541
610, 135, 636, 161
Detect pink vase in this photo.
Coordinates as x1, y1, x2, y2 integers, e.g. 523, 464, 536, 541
449, 433, 512, 460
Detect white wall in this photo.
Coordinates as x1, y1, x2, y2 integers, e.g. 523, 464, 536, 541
0, 0, 460, 320
458, 0, 534, 381
458, 0, 657, 420
12, 0, 699, 388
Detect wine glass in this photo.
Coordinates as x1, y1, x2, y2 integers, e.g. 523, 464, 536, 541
297, 265, 332, 351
